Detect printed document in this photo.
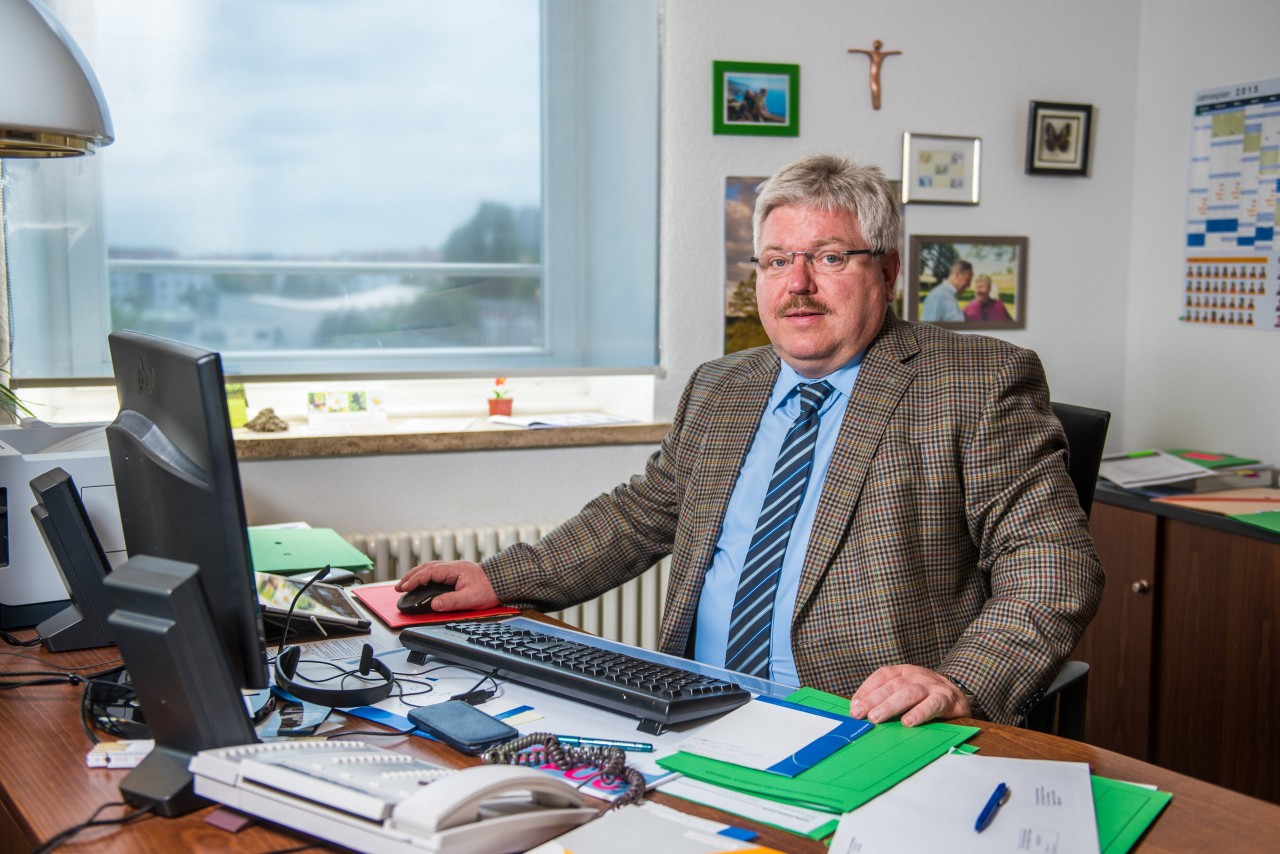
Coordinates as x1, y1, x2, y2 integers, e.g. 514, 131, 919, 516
829, 751, 1099, 854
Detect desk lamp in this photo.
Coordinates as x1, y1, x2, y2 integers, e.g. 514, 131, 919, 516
0, 0, 113, 630
0, 0, 113, 157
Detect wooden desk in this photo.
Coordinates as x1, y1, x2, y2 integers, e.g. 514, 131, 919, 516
3, 622, 1278, 853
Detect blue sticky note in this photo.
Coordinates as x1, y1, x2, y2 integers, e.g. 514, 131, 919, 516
494, 705, 534, 720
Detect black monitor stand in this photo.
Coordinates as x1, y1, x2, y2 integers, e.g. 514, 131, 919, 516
105, 555, 259, 817
29, 467, 114, 652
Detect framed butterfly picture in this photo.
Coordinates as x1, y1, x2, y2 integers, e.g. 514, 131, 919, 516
1027, 101, 1093, 176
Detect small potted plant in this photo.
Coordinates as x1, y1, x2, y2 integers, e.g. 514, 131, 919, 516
487, 377, 513, 416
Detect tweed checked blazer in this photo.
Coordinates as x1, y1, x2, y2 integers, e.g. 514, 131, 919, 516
482, 311, 1104, 724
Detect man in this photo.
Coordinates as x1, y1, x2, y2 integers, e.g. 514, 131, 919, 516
398, 155, 1102, 727
920, 259, 971, 322
963, 274, 1012, 322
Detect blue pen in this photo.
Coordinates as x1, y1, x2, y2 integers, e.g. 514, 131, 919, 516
555, 735, 654, 752
975, 782, 1009, 832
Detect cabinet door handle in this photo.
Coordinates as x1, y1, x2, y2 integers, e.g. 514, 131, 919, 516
1131, 580, 1151, 594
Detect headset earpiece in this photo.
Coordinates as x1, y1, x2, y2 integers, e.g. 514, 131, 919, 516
359, 644, 374, 676
278, 645, 301, 679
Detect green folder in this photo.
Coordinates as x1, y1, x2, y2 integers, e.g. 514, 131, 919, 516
248, 527, 374, 575
1165, 449, 1261, 469
1093, 775, 1172, 854
657, 686, 979, 814
1228, 510, 1280, 534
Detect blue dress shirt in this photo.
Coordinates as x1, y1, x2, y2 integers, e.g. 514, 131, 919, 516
695, 354, 863, 685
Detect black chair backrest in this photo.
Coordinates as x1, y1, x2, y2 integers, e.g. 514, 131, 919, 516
1050, 401, 1111, 518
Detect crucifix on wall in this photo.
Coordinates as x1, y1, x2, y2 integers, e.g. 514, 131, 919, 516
847, 40, 901, 110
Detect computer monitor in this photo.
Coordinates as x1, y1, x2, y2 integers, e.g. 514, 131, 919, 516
103, 329, 267, 815
105, 329, 266, 689
28, 467, 114, 652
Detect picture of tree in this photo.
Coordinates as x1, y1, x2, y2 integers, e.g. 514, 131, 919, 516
724, 176, 769, 354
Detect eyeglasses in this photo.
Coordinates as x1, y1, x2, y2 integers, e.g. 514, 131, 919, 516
749, 248, 879, 277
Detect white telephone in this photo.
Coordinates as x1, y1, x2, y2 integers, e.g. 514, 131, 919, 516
189, 741, 598, 854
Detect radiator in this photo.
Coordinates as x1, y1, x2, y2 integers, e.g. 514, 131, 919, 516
346, 522, 671, 651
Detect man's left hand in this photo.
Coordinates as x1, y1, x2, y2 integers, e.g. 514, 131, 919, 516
848, 665, 971, 727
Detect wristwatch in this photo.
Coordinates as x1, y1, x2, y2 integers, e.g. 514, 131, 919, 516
945, 675, 987, 721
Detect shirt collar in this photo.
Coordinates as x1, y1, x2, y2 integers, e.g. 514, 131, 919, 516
771, 351, 864, 412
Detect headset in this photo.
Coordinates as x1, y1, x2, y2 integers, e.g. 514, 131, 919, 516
270, 567, 395, 708
273, 641, 395, 707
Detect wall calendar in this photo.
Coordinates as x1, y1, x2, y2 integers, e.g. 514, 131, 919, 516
1182, 76, 1280, 331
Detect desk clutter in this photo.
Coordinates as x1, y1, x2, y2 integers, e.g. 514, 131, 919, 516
1099, 447, 1274, 493
85, 618, 1170, 854
1099, 448, 1280, 534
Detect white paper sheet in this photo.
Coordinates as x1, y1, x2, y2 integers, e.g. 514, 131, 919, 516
660, 777, 838, 837
829, 752, 1100, 854
1098, 450, 1209, 487
673, 697, 856, 774
528, 802, 766, 854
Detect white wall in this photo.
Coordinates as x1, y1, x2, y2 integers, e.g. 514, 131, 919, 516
656, 0, 1140, 424
243, 0, 1280, 533
242, 444, 657, 533
1122, 0, 1280, 460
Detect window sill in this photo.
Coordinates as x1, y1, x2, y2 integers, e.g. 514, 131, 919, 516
234, 417, 669, 460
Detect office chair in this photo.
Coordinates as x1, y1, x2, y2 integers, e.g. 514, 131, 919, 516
1049, 402, 1112, 521
1024, 402, 1111, 741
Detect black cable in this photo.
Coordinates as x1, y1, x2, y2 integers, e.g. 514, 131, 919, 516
0, 650, 123, 670
0, 671, 83, 690
277, 565, 331, 659
80, 675, 146, 742
0, 629, 42, 647
326, 728, 414, 740
391, 678, 438, 706
32, 800, 157, 854
452, 667, 499, 703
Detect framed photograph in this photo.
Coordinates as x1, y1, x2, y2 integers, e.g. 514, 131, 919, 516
724, 176, 770, 354
1026, 101, 1093, 176
901, 133, 981, 204
908, 235, 1027, 330
712, 61, 799, 137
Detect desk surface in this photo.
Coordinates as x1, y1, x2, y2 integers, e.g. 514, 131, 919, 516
1096, 482, 1280, 546
2, 619, 1278, 853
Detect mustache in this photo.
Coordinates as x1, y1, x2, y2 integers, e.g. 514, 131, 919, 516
775, 296, 830, 318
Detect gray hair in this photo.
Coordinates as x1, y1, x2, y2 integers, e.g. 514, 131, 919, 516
753, 154, 900, 255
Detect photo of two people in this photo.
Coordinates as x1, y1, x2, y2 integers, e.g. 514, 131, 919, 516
909, 236, 1027, 330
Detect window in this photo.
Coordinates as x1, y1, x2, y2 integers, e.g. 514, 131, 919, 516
4, 0, 658, 380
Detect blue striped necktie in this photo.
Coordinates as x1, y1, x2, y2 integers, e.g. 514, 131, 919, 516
724, 380, 835, 677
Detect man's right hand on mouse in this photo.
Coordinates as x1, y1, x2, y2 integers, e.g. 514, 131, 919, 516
394, 560, 500, 612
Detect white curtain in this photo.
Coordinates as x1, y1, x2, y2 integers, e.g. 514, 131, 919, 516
0, 163, 15, 423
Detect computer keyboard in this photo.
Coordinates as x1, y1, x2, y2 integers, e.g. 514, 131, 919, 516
399, 622, 751, 735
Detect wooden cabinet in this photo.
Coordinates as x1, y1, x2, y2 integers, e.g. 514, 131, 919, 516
1078, 493, 1280, 803
1074, 503, 1158, 761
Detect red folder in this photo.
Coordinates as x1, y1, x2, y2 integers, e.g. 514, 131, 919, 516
351, 582, 519, 629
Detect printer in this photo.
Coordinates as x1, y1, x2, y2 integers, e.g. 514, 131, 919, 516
0, 423, 126, 628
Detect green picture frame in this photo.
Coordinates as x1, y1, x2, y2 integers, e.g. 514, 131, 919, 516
712, 60, 799, 137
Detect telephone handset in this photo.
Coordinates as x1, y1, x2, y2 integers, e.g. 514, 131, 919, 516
189, 741, 598, 853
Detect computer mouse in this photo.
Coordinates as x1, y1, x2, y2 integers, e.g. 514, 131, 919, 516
396, 581, 456, 615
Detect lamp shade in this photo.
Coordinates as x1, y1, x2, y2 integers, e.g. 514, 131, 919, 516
0, 0, 113, 157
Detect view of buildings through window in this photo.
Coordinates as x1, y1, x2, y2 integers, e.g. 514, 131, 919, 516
97, 0, 542, 356
7, 0, 658, 379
